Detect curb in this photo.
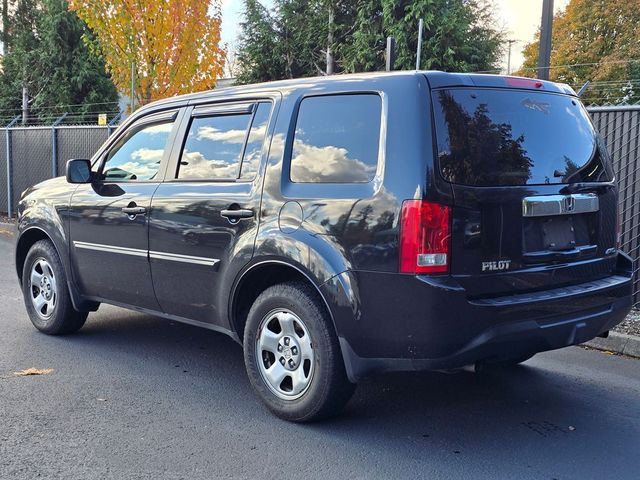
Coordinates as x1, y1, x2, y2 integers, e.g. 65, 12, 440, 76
584, 331, 640, 358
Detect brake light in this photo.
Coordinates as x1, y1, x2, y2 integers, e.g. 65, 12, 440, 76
504, 77, 543, 89
399, 200, 451, 274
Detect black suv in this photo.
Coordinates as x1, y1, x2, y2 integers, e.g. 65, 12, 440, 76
15, 72, 634, 421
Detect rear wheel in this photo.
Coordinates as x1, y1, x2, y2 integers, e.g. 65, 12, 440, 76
243, 281, 355, 422
21, 240, 88, 335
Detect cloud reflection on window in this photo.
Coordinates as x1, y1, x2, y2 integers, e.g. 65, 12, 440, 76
290, 94, 381, 183
178, 113, 252, 180
291, 140, 376, 183
103, 121, 173, 181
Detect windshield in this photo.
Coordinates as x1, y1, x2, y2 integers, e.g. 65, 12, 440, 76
432, 88, 611, 186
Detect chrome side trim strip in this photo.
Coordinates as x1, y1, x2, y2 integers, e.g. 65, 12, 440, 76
73, 241, 220, 266
73, 241, 147, 257
149, 251, 219, 267
522, 193, 599, 217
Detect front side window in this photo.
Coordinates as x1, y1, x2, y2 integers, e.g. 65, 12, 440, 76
290, 94, 381, 183
103, 120, 174, 181
178, 113, 252, 180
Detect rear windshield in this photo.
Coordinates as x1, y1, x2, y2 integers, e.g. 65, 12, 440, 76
432, 88, 611, 186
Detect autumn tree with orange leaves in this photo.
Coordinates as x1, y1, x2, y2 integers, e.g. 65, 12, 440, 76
69, 0, 225, 105
517, 0, 640, 105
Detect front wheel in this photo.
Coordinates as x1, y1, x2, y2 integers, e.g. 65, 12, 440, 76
243, 281, 355, 422
21, 240, 88, 335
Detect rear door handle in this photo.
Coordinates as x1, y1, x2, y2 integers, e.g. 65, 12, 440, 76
122, 206, 147, 215
221, 208, 254, 222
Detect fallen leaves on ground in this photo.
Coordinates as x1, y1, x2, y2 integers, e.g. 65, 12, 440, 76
13, 368, 54, 377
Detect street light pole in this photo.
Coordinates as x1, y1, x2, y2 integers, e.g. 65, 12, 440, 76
506, 39, 516, 75
537, 0, 554, 80
416, 19, 424, 70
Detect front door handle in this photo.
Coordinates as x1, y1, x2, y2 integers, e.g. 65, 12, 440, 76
221, 208, 254, 223
122, 206, 147, 216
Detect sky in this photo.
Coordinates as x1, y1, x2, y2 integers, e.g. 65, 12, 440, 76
220, 0, 571, 75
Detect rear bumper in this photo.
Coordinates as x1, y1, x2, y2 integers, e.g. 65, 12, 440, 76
328, 252, 634, 382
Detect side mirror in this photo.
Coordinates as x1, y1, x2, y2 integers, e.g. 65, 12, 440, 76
66, 159, 92, 184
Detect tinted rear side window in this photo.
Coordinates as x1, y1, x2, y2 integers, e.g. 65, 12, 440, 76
290, 94, 381, 183
432, 88, 610, 186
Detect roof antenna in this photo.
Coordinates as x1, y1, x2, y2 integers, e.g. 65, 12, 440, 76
577, 81, 590, 97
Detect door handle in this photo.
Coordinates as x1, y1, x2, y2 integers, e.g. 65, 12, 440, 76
221, 208, 254, 223
122, 206, 147, 216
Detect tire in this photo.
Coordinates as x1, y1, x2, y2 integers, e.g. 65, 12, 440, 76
243, 281, 355, 422
21, 239, 88, 335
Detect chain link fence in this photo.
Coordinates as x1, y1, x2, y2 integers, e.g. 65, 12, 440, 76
0, 106, 638, 304
1, 121, 117, 216
590, 106, 640, 305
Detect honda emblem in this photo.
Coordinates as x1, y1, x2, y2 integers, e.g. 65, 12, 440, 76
563, 196, 575, 213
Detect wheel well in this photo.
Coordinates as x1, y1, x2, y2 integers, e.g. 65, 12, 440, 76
232, 263, 330, 342
15, 228, 52, 284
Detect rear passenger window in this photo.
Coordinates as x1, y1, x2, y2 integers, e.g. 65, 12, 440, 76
290, 94, 381, 183
178, 113, 252, 180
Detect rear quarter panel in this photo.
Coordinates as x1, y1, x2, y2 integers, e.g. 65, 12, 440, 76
253, 74, 444, 337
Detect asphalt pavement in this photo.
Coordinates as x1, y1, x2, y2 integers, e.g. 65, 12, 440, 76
0, 228, 639, 479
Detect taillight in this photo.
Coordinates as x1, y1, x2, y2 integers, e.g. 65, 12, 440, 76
399, 200, 451, 274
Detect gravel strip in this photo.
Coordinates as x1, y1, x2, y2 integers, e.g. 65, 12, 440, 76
613, 307, 640, 337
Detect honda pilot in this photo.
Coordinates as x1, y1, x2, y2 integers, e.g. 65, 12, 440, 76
15, 71, 634, 421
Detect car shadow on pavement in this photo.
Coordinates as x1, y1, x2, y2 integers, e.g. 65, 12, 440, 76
72, 306, 605, 422
24, 305, 637, 477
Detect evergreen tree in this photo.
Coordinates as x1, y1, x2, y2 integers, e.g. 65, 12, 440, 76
236, 0, 504, 84
237, 0, 286, 84
343, 0, 503, 73
0, 0, 118, 123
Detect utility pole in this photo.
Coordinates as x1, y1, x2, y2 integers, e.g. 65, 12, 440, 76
416, 19, 424, 70
130, 61, 135, 112
2, 0, 9, 52
21, 84, 28, 125
506, 39, 516, 74
537, 0, 554, 80
385, 37, 396, 72
326, 7, 334, 75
